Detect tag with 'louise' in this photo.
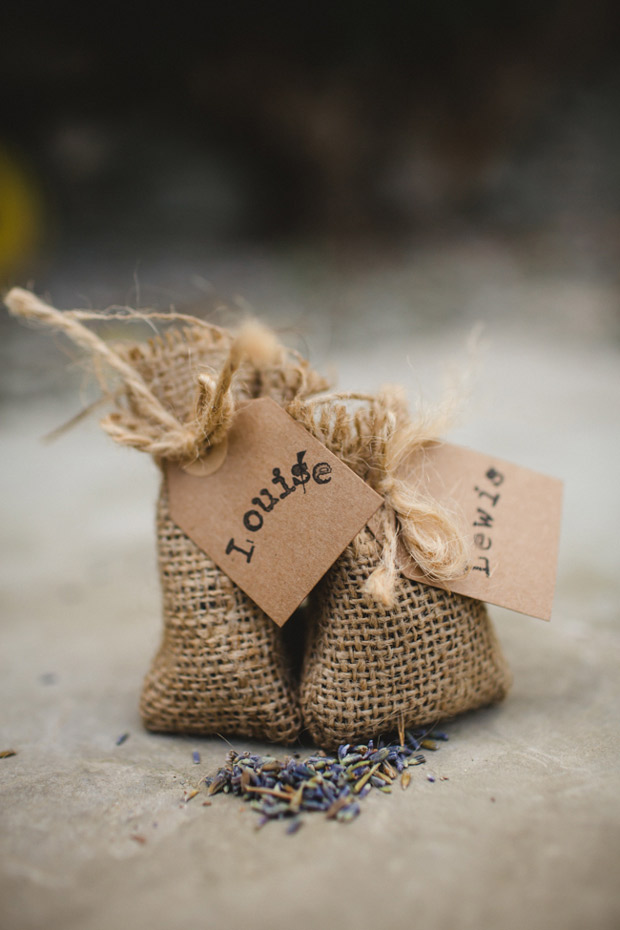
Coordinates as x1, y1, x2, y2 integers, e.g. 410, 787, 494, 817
167, 398, 383, 626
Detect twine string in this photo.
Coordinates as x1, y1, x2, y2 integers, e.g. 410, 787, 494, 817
5, 287, 470, 605
287, 387, 471, 605
5, 288, 248, 462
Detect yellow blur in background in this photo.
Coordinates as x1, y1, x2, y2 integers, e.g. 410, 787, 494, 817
0, 147, 43, 284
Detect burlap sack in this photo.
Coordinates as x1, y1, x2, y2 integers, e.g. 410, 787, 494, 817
289, 390, 512, 748
118, 323, 327, 741
4, 290, 326, 744
300, 524, 512, 748
139, 485, 302, 741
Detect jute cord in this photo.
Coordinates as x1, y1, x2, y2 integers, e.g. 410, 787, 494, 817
5, 288, 315, 464
5, 287, 471, 606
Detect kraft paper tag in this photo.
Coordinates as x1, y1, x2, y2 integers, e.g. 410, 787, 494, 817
167, 397, 383, 627
369, 443, 563, 621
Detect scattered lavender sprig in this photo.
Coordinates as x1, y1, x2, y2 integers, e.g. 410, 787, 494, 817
204, 727, 447, 829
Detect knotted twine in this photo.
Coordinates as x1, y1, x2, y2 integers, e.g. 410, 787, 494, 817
5, 288, 312, 460
6, 287, 471, 608
287, 388, 471, 607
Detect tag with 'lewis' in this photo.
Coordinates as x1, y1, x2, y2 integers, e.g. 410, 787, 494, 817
167, 397, 383, 626
369, 443, 563, 621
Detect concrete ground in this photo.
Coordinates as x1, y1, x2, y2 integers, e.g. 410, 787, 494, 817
1, 236, 619, 930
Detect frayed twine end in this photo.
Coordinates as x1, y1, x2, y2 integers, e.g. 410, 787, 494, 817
363, 566, 398, 609
230, 319, 284, 370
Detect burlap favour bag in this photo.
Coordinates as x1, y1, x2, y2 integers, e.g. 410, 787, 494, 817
300, 526, 510, 747
5, 288, 328, 743
289, 390, 511, 748
142, 484, 302, 741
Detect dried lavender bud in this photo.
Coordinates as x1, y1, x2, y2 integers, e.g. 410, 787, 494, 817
203, 727, 450, 831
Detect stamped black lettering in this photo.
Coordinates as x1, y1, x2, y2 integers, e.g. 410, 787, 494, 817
252, 488, 280, 513
472, 555, 491, 577
243, 510, 264, 532
312, 462, 332, 485
485, 467, 504, 486
470, 466, 504, 580
272, 467, 296, 499
230, 449, 334, 563
474, 486, 500, 507
226, 537, 255, 563
473, 508, 493, 528
291, 450, 311, 493
473, 532, 492, 550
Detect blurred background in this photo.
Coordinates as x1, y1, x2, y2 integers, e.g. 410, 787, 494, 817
1, 0, 619, 346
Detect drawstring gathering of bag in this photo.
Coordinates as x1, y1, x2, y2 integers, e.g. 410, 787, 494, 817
5, 286, 470, 607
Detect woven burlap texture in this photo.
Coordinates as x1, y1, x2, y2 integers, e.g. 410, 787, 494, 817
140, 486, 302, 741
4, 290, 312, 741
125, 325, 328, 741
301, 523, 512, 749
